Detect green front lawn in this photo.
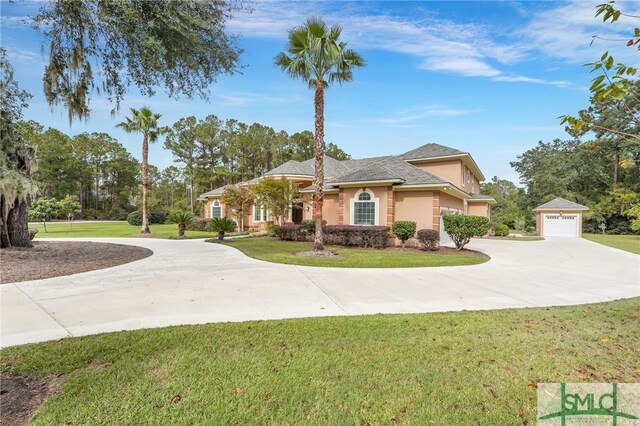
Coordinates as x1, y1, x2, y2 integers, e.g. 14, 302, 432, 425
30, 221, 213, 239
222, 237, 487, 268
584, 233, 640, 254
2, 298, 639, 425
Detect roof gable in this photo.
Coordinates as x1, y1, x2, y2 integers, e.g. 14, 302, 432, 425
533, 197, 589, 211
398, 143, 464, 160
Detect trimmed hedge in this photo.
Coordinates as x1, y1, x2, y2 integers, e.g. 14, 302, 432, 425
443, 214, 491, 250
300, 219, 327, 234
274, 224, 306, 241
417, 229, 440, 251
493, 223, 510, 237
186, 217, 211, 232
126, 210, 168, 226
323, 225, 390, 249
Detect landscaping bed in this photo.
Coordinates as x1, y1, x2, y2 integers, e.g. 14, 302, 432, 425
221, 237, 488, 268
0, 241, 153, 284
1, 298, 638, 425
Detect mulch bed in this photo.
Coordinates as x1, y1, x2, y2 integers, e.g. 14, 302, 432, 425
0, 241, 153, 284
0, 374, 61, 426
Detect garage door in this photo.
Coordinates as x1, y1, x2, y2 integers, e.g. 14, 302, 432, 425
543, 214, 578, 237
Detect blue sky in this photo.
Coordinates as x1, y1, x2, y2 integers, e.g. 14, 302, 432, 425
2, 0, 639, 183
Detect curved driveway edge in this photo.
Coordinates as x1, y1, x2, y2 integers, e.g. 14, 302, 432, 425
1, 237, 638, 347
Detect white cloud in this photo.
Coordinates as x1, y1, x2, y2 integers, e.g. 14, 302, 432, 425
493, 75, 571, 87
0, 15, 33, 28
215, 91, 299, 107
227, 2, 588, 86
4, 45, 41, 64
378, 105, 479, 125
519, 0, 640, 64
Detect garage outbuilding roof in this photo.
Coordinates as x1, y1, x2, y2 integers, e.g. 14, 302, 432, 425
533, 197, 589, 211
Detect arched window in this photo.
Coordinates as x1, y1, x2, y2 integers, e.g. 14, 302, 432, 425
211, 200, 222, 218
352, 189, 377, 225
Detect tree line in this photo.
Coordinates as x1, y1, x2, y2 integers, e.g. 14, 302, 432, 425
17, 116, 350, 221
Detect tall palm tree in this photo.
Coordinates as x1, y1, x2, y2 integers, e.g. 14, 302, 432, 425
117, 107, 168, 233
275, 17, 364, 251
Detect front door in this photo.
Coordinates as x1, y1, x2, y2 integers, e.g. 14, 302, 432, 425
292, 202, 303, 224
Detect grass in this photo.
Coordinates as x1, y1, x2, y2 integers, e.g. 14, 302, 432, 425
583, 233, 640, 255
30, 221, 214, 239
221, 237, 488, 268
1, 298, 638, 425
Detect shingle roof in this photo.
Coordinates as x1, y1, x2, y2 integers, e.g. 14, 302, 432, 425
264, 160, 312, 176
533, 197, 589, 211
398, 143, 465, 160
198, 185, 225, 199
469, 194, 495, 200
200, 142, 478, 199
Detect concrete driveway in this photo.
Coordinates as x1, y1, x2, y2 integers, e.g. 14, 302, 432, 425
1, 237, 638, 347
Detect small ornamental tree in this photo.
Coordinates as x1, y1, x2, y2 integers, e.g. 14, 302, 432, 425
443, 215, 491, 250
169, 211, 194, 238
58, 195, 81, 224
252, 177, 298, 225
392, 221, 416, 249
28, 198, 60, 232
221, 184, 254, 232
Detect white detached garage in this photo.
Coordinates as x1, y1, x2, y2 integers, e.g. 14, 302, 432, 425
533, 197, 589, 238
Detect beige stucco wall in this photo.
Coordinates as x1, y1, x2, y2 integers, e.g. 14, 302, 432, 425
439, 192, 464, 212
536, 210, 584, 237
412, 160, 462, 188
468, 202, 490, 218
341, 186, 388, 226
301, 192, 339, 224
393, 190, 434, 231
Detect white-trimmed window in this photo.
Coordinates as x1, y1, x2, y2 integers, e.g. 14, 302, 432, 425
253, 204, 268, 222
211, 200, 222, 218
351, 189, 378, 225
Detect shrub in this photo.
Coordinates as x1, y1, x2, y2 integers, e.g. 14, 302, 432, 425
416, 229, 440, 251
169, 211, 195, 238
300, 219, 327, 235
186, 217, 211, 232
208, 217, 237, 241
83, 208, 99, 220
274, 224, 306, 241
323, 225, 389, 249
265, 224, 277, 237
391, 221, 417, 249
127, 210, 167, 226
493, 223, 510, 237
443, 215, 491, 250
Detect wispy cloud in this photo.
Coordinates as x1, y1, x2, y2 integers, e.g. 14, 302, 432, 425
378, 105, 479, 125
4, 45, 41, 64
493, 75, 571, 87
0, 15, 33, 28
215, 91, 300, 107
519, 0, 639, 64
228, 2, 590, 86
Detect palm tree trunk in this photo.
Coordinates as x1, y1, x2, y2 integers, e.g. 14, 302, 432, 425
141, 133, 150, 233
313, 79, 325, 251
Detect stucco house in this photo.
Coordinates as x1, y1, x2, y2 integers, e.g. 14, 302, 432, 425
199, 143, 496, 240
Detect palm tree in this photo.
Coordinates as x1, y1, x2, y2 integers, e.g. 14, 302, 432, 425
169, 211, 194, 238
208, 217, 236, 241
117, 107, 168, 233
275, 17, 364, 251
